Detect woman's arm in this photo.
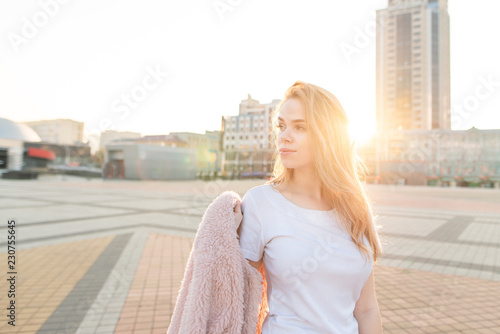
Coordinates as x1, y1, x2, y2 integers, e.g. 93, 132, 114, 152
353, 268, 383, 333
247, 258, 263, 271
235, 199, 263, 271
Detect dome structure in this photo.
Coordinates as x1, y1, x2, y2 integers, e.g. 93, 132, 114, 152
0, 118, 41, 142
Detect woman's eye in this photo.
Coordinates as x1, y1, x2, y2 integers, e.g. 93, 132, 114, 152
276, 124, 305, 131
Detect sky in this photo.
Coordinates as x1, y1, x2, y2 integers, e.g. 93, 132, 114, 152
1, 0, 499, 147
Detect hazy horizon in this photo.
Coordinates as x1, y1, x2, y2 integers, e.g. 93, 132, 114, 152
1, 0, 499, 144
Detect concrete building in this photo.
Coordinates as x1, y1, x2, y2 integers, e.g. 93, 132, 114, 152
376, 0, 451, 133
221, 95, 281, 178
136, 134, 188, 147
358, 127, 500, 187
0, 117, 42, 174
103, 131, 220, 180
0, 117, 91, 178
170, 131, 221, 177
23, 119, 85, 145
103, 143, 197, 180
99, 130, 141, 150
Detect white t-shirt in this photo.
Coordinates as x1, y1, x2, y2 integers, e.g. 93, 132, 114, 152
239, 183, 380, 334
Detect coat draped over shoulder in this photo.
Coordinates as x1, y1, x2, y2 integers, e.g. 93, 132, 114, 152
167, 190, 268, 334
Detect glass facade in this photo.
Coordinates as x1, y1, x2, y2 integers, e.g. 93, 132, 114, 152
431, 11, 440, 128
396, 13, 412, 130
377, 0, 450, 133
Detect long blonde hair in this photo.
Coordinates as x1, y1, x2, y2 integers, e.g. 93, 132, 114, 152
266, 81, 382, 263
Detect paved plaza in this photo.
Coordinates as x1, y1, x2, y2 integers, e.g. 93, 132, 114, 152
0, 175, 499, 333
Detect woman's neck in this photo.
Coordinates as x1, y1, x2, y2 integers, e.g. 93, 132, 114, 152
288, 168, 323, 200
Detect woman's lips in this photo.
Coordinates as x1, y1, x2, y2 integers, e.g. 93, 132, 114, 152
279, 151, 295, 156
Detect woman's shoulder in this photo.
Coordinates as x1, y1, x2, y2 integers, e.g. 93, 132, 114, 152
241, 183, 278, 222
242, 183, 280, 209
243, 183, 276, 200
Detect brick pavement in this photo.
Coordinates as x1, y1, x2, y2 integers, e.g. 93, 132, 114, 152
2, 236, 115, 333
0, 176, 499, 333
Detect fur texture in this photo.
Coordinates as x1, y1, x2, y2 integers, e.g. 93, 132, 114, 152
167, 191, 268, 334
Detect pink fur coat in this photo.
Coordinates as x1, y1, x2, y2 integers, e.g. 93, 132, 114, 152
167, 190, 268, 334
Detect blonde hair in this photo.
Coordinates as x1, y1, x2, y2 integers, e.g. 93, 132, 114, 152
266, 81, 382, 263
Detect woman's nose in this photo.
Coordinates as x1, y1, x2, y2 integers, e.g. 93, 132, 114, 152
279, 129, 293, 143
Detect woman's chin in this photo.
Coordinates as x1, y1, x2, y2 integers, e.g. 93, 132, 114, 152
281, 163, 295, 169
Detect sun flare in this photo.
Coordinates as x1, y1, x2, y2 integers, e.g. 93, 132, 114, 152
349, 123, 376, 145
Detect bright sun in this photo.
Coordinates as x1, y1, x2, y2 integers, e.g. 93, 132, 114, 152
349, 123, 376, 144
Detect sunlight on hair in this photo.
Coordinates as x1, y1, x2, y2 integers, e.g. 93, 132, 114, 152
267, 81, 382, 263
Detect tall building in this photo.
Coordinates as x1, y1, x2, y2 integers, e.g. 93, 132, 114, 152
221, 95, 280, 178
23, 119, 85, 145
376, 0, 450, 133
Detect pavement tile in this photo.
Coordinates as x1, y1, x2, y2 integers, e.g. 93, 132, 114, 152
1, 178, 499, 333
375, 265, 500, 332
0, 236, 114, 332
95, 325, 116, 333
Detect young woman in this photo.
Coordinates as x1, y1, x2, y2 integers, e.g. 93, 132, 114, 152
234, 81, 383, 333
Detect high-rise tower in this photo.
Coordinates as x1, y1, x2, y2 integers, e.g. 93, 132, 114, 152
376, 0, 450, 133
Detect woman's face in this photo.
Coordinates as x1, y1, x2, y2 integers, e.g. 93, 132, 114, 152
276, 98, 313, 170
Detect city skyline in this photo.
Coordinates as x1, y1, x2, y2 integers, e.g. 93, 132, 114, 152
1, 0, 499, 144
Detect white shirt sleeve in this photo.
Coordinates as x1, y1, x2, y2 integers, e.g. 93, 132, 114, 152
238, 191, 265, 262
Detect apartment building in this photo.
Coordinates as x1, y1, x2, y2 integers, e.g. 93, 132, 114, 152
221, 95, 281, 178
376, 0, 451, 133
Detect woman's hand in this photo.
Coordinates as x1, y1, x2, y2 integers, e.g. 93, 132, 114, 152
234, 199, 243, 232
